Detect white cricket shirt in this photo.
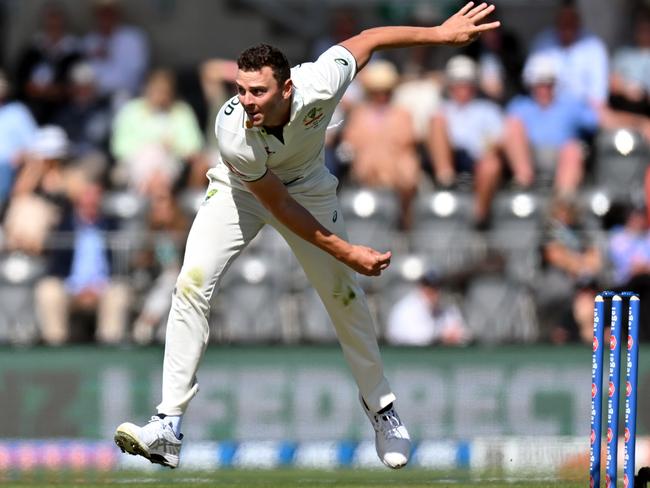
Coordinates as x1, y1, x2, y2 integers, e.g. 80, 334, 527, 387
208, 45, 357, 191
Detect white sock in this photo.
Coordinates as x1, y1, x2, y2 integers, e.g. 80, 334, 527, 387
162, 415, 182, 438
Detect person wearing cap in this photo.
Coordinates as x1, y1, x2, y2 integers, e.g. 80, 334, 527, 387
386, 270, 470, 346
5, 126, 72, 252
427, 54, 505, 228
112, 3, 500, 471
0, 70, 38, 207
82, 0, 149, 103
502, 54, 598, 194
342, 59, 420, 229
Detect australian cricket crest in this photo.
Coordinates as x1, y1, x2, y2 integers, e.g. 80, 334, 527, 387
303, 106, 325, 129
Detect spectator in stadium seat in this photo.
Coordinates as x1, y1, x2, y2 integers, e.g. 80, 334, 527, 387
14, 1, 81, 124
502, 54, 599, 194
609, 203, 650, 286
342, 60, 420, 230
53, 62, 112, 164
82, 0, 149, 106
608, 202, 650, 341
3, 126, 73, 255
34, 179, 131, 345
0, 70, 38, 208
386, 270, 470, 346
609, 11, 650, 117
537, 195, 602, 342
110, 69, 205, 195
426, 55, 504, 228
528, 0, 608, 107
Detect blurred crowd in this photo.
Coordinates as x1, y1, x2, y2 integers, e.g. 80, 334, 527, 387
1, 0, 650, 347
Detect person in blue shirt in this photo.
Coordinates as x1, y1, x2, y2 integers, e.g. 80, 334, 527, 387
527, 0, 608, 107
0, 71, 38, 207
502, 54, 598, 193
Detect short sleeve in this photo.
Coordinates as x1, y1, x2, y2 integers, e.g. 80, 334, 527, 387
570, 98, 599, 132
309, 45, 358, 100
506, 96, 528, 118
484, 103, 505, 140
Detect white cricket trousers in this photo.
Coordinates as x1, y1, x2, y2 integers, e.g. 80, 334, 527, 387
157, 171, 396, 415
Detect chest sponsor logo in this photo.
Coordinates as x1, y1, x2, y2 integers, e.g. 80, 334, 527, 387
303, 106, 325, 130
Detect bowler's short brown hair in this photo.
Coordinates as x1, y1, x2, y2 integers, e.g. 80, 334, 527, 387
237, 44, 290, 86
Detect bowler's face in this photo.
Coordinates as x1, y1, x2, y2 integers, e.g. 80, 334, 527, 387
236, 67, 291, 128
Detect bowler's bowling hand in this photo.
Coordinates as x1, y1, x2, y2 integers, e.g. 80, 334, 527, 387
438, 2, 501, 46
344, 245, 392, 276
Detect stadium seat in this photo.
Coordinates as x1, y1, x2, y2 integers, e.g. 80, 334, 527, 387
0, 252, 45, 344
487, 191, 543, 285
409, 189, 485, 273
462, 274, 539, 344
216, 250, 290, 343
338, 187, 399, 252
594, 128, 649, 199
102, 190, 148, 228
373, 253, 432, 336
178, 188, 206, 217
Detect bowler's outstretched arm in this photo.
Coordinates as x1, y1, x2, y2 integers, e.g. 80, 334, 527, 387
340, 2, 500, 70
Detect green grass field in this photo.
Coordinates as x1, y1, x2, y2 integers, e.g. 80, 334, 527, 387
0, 469, 586, 488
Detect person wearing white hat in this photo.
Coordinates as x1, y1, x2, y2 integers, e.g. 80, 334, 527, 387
503, 53, 598, 193
427, 54, 505, 228
342, 60, 420, 229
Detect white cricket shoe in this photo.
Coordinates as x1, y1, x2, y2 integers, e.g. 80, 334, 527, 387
360, 395, 411, 469
114, 416, 182, 468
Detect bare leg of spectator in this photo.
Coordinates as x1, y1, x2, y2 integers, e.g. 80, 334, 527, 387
96, 281, 131, 344
35, 277, 69, 345
555, 140, 583, 194
474, 150, 501, 225
502, 117, 535, 187
427, 115, 455, 186
397, 185, 417, 231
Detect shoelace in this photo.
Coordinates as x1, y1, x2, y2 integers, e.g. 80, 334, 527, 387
373, 409, 403, 438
